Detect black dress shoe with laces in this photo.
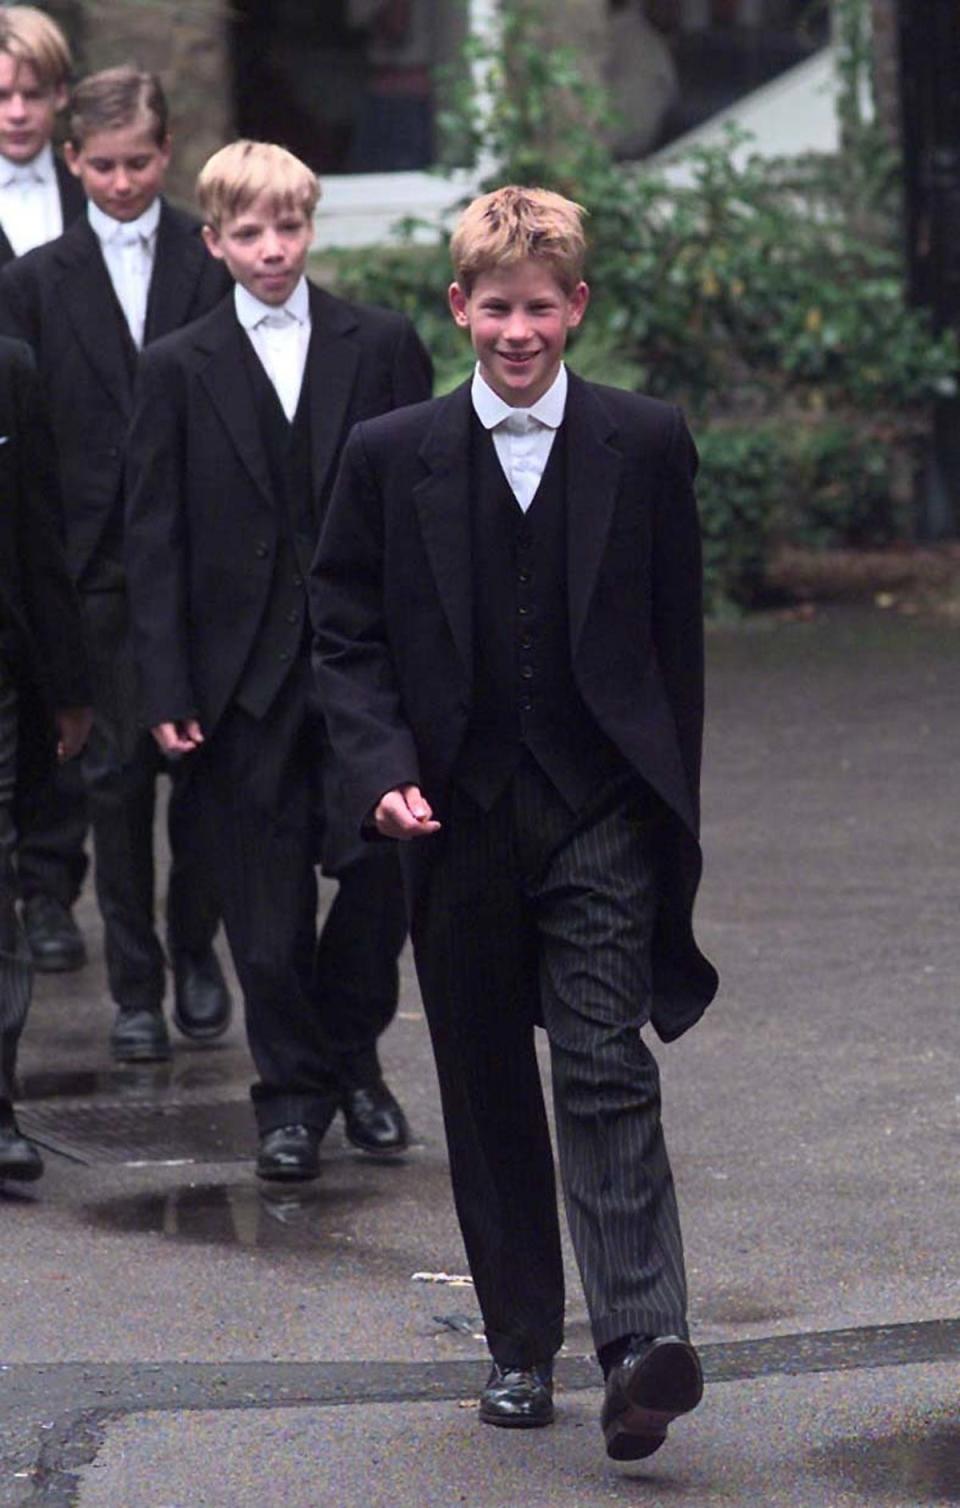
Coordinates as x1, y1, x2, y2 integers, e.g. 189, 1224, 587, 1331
110, 1006, 172, 1063
342, 1080, 410, 1155
0, 1122, 44, 1181
256, 1124, 321, 1182
22, 895, 86, 973
601, 1335, 703, 1461
479, 1361, 555, 1428
171, 947, 232, 1041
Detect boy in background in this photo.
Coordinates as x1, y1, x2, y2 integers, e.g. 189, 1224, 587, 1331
0, 6, 88, 972
0, 336, 90, 1182
124, 141, 432, 1180
312, 186, 719, 1459
0, 68, 232, 1063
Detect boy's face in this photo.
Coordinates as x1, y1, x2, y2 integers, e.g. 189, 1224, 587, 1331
0, 55, 67, 165
202, 195, 313, 306
448, 261, 589, 408
65, 119, 171, 222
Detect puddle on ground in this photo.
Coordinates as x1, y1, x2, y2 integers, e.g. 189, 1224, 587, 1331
815, 1420, 960, 1502
82, 1181, 373, 1250
694, 1289, 793, 1326
17, 1060, 235, 1101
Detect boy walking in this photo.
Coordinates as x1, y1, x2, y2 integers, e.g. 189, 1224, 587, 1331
0, 7, 88, 973
0, 67, 233, 1062
0, 336, 91, 1182
311, 187, 719, 1459
124, 141, 432, 1179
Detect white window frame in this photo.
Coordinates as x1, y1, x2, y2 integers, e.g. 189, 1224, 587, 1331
316, 0, 498, 247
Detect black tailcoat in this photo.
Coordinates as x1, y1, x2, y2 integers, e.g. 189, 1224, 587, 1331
0, 156, 85, 268
0, 200, 231, 580
0, 338, 90, 798
311, 373, 719, 1040
124, 282, 433, 740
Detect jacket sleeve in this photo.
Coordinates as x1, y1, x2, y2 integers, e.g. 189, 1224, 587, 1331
124, 344, 198, 727
13, 345, 91, 709
650, 405, 705, 826
311, 422, 420, 831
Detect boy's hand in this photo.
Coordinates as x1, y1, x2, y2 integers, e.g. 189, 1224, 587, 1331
152, 719, 205, 757
55, 707, 93, 762
374, 785, 441, 841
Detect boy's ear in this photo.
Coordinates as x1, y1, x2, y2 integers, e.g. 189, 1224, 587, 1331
63, 140, 81, 178
448, 282, 470, 327
201, 223, 224, 260
53, 82, 69, 114
567, 281, 590, 328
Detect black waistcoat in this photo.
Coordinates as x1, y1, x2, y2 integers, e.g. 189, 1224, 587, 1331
233, 335, 313, 719
453, 417, 628, 812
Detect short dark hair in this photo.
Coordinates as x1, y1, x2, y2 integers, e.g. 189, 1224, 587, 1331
67, 65, 169, 148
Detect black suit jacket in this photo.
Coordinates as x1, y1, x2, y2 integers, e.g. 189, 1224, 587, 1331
0, 156, 85, 267
0, 338, 90, 800
311, 373, 718, 1039
124, 281, 433, 738
0, 199, 232, 580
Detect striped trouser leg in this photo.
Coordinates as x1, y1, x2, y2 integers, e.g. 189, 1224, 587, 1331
520, 769, 689, 1351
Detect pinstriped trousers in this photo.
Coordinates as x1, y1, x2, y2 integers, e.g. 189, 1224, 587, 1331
0, 656, 31, 1120
412, 756, 689, 1368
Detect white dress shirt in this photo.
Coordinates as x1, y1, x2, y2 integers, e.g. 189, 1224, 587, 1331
235, 277, 311, 423
0, 144, 63, 257
471, 363, 568, 513
88, 197, 161, 349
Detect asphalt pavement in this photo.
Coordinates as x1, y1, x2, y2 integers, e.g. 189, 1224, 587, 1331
1, 605, 958, 1507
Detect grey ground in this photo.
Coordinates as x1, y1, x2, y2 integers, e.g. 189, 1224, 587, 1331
1, 606, 958, 1506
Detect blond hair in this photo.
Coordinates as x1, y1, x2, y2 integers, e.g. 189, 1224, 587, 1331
0, 6, 72, 92
197, 140, 319, 231
450, 185, 587, 294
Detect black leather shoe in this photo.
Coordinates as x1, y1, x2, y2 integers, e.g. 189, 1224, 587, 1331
110, 1007, 172, 1063
0, 1122, 44, 1181
342, 1080, 410, 1155
601, 1335, 703, 1461
256, 1124, 321, 1182
171, 947, 232, 1041
22, 895, 86, 973
479, 1361, 555, 1428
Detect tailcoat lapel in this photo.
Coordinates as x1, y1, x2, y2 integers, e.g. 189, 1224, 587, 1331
196, 302, 274, 510
413, 382, 474, 680
53, 217, 134, 413
564, 372, 623, 656
144, 201, 207, 341
305, 284, 361, 517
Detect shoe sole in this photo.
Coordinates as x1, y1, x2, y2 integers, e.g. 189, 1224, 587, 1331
172, 1011, 231, 1042
344, 1128, 409, 1156
255, 1163, 320, 1183
478, 1405, 555, 1429
604, 1340, 703, 1461
30, 953, 86, 974
0, 1161, 44, 1182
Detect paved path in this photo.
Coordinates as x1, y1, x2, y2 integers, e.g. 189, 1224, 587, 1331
1, 606, 958, 1506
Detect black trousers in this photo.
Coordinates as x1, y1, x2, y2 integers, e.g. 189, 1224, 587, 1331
80, 589, 220, 1013
412, 757, 689, 1368
0, 656, 30, 1120
16, 755, 88, 909
197, 664, 406, 1132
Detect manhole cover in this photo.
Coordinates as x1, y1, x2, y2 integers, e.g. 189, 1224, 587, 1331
18, 1099, 255, 1166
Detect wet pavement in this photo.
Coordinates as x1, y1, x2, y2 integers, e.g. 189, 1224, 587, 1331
1, 606, 958, 1506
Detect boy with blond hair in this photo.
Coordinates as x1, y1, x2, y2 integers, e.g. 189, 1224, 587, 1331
312, 185, 718, 1459
0, 6, 83, 265
125, 140, 432, 1180
0, 8, 88, 972
0, 67, 233, 1061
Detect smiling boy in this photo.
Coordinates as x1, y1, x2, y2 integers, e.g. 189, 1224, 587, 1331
124, 141, 432, 1182
312, 186, 718, 1460
0, 67, 233, 1063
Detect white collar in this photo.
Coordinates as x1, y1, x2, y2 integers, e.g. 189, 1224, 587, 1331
0, 142, 55, 188
234, 275, 310, 331
471, 362, 568, 432
88, 195, 162, 246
